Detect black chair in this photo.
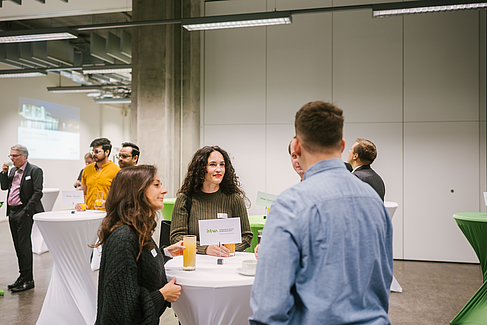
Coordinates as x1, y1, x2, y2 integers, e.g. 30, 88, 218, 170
159, 220, 171, 249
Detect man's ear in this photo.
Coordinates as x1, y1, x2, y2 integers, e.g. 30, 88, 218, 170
293, 138, 301, 156
134, 155, 139, 163
341, 138, 345, 153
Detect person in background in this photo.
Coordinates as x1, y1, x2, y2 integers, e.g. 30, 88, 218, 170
1, 144, 44, 292
80, 138, 120, 210
94, 165, 184, 325
347, 138, 386, 201
118, 142, 140, 169
170, 146, 253, 257
74, 152, 94, 188
250, 101, 393, 325
288, 138, 305, 181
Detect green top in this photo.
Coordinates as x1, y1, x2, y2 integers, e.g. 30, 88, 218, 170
248, 215, 266, 226
169, 190, 253, 254
453, 213, 487, 223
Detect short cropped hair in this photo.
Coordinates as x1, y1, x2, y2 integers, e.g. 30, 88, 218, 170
353, 138, 377, 165
90, 138, 112, 155
11, 144, 28, 158
294, 101, 344, 153
122, 142, 140, 159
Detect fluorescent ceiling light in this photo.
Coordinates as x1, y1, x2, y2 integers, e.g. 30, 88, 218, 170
0, 69, 46, 78
47, 86, 107, 93
94, 98, 131, 104
373, 1, 487, 17
0, 28, 77, 43
82, 64, 132, 74
182, 11, 292, 31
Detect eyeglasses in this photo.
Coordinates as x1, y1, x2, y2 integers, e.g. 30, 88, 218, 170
90, 149, 104, 155
116, 154, 132, 159
8, 154, 21, 158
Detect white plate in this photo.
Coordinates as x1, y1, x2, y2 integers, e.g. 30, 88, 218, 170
237, 267, 255, 276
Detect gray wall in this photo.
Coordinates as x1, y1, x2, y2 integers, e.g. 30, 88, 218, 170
201, 0, 487, 262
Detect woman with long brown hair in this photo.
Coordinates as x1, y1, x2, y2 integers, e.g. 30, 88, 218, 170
170, 145, 252, 257
95, 165, 184, 325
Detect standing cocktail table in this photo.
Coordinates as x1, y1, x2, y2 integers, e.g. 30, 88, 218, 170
34, 210, 105, 325
451, 212, 487, 325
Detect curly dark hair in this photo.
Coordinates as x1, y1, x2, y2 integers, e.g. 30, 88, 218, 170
93, 165, 158, 260
178, 146, 249, 206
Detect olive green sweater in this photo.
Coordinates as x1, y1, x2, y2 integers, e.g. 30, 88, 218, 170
170, 189, 253, 254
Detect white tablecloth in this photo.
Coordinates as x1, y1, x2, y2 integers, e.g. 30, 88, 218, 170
384, 201, 402, 293
34, 210, 105, 325
165, 252, 256, 325
32, 188, 60, 254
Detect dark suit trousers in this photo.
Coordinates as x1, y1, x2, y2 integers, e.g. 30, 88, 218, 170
9, 206, 34, 281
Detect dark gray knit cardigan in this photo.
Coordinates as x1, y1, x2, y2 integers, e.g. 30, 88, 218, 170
95, 225, 171, 325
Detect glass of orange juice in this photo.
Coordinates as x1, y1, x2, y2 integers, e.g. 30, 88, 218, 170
183, 235, 196, 271
95, 191, 104, 209
80, 195, 87, 211
224, 243, 235, 256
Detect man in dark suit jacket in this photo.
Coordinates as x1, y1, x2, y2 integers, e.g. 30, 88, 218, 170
347, 138, 385, 201
1, 144, 44, 292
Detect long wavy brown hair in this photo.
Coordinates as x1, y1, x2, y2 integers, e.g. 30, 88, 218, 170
178, 146, 249, 207
94, 165, 158, 260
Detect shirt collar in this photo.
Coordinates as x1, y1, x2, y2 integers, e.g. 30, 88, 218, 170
17, 161, 27, 172
304, 158, 345, 180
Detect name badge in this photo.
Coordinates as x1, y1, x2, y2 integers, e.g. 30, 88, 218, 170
151, 248, 157, 257
217, 213, 228, 219
25, 176, 31, 180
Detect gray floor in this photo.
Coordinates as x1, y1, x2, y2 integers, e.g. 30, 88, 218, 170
0, 219, 482, 325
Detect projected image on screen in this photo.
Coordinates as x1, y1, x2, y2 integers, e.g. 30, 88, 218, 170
18, 97, 80, 160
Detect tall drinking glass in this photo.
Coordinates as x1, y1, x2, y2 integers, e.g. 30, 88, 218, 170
224, 243, 235, 256
183, 235, 196, 271
95, 191, 104, 209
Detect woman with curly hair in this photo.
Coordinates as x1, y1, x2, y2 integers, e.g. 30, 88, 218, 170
170, 146, 253, 257
94, 165, 185, 325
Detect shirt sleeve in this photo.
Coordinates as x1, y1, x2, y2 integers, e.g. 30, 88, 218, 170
234, 195, 253, 252
169, 193, 189, 245
249, 195, 301, 325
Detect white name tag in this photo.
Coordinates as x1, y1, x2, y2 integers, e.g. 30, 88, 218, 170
25, 176, 31, 180
217, 213, 228, 219
151, 248, 157, 257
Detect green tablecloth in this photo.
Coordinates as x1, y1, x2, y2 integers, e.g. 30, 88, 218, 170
451, 213, 487, 325
245, 215, 266, 253
161, 198, 176, 221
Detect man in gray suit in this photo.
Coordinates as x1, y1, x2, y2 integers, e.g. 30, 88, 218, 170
1, 144, 44, 292
347, 138, 385, 201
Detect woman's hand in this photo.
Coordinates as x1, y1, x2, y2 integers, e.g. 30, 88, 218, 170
167, 241, 186, 257
160, 277, 181, 303
205, 244, 230, 257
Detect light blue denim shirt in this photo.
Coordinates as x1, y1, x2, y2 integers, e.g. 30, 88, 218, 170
249, 158, 393, 325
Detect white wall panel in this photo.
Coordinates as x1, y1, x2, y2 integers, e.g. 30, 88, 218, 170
267, 12, 332, 124
404, 11, 479, 122
206, 0, 266, 16
204, 125, 266, 215
333, 9, 402, 123
342, 122, 404, 258
204, 27, 266, 125
404, 122, 480, 262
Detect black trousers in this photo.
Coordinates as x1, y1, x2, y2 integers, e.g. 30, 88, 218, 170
9, 206, 34, 281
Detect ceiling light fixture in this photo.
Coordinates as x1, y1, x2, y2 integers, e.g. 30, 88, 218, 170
0, 28, 77, 43
0, 68, 47, 78
82, 64, 132, 74
182, 11, 292, 31
94, 98, 131, 104
47, 85, 109, 93
373, 0, 487, 17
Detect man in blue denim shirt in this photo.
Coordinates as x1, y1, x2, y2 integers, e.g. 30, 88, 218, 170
249, 101, 393, 325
